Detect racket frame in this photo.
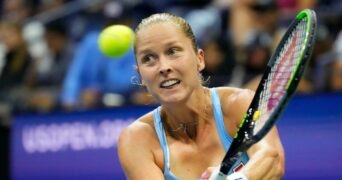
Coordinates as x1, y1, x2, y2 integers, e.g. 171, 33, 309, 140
217, 9, 317, 176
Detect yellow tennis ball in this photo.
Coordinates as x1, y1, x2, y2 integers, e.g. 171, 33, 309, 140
98, 24, 134, 58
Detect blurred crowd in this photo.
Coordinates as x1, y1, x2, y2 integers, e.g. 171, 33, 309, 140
0, 0, 341, 126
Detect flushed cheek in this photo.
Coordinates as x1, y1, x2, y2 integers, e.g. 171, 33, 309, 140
183, 67, 200, 85
139, 67, 156, 82
145, 80, 159, 92
140, 73, 159, 91
143, 81, 164, 101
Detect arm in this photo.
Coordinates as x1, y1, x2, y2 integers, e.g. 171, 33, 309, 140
231, 89, 285, 180
204, 88, 284, 179
241, 127, 285, 180
232, 90, 284, 179
203, 127, 284, 180
118, 121, 165, 180
60, 32, 101, 110
60, 35, 91, 109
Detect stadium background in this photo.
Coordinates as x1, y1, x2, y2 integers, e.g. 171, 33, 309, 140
0, 0, 341, 179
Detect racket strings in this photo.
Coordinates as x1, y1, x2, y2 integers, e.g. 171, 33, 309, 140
253, 18, 308, 134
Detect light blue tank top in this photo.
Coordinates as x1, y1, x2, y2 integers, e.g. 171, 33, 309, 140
153, 88, 249, 180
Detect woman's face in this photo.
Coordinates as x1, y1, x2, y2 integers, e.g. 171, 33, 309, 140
0, 24, 22, 50
135, 22, 205, 104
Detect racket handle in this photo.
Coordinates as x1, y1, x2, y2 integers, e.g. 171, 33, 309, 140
208, 167, 226, 180
209, 168, 248, 180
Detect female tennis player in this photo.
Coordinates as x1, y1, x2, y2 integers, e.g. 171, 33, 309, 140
118, 13, 284, 180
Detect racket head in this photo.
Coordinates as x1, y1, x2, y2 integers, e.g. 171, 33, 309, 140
216, 9, 317, 176
247, 9, 317, 143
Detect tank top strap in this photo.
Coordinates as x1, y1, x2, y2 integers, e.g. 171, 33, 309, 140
210, 88, 233, 151
153, 107, 179, 180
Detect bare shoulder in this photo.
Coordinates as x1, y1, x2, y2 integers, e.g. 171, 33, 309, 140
118, 111, 166, 178
215, 87, 254, 105
118, 111, 160, 169
118, 111, 157, 149
215, 87, 255, 127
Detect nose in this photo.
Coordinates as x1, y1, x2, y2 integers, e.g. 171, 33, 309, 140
159, 58, 172, 75
159, 68, 171, 75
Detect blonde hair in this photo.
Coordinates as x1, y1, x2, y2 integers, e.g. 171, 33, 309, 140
133, 13, 208, 86
134, 13, 198, 53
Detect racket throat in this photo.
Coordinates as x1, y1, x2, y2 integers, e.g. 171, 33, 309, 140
219, 151, 244, 174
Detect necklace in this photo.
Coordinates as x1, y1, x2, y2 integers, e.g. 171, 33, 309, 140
171, 121, 198, 133
164, 87, 211, 136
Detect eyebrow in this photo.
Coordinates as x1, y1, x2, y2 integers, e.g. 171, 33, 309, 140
137, 49, 154, 57
165, 41, 180, 47
137, 41, 180, 56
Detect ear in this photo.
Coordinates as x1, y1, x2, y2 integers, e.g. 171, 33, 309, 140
134, 65, 140, 75
197, 49, 205, 71
134, 65, 145, 86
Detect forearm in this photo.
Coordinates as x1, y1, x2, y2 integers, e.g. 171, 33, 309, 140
241, 148, 284, 180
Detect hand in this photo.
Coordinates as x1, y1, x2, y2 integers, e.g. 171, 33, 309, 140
201, 166, 248, 180
80, 89, 101, 108
201, 166, 222, 180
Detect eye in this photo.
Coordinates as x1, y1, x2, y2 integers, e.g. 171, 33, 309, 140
140, 54, 157, 65
167, 47, 179, 56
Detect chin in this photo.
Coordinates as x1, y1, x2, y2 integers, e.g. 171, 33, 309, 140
159, 92, 187, 105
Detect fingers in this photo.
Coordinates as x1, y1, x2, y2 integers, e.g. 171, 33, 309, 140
200, 167, 215, 179
200, 166, 218, 180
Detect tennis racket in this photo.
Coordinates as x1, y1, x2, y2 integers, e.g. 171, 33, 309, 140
210, 9, 317, 180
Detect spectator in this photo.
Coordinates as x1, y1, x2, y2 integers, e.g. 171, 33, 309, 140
0, 20, 35, 118
231, 30, 273, 90
329, 59, 342, 91
27, 20, 74, 112
60, 30, 139, 111
1, 0, 36, 23
242, 30, 314, 93
331, 31, 342, 91
314, 30, 342, 92
201, 35, 236, 87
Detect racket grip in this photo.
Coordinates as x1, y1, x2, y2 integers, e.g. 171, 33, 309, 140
208, 167, 227, 180
208, 168, 248, 180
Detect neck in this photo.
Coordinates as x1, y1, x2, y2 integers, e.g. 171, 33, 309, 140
161, 87, 211, 140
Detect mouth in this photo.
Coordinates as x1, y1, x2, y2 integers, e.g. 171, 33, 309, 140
160, 79, 181, 89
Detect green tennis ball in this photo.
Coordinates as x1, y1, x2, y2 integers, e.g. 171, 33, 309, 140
98, 24, 134, 58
